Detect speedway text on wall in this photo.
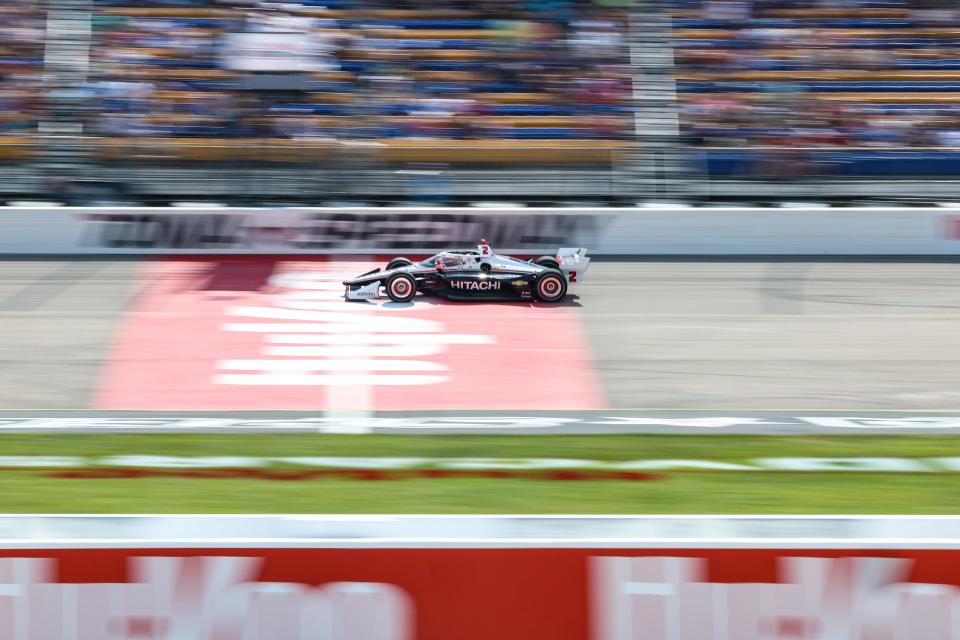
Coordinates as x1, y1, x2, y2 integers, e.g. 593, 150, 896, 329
2, 206, 960, 254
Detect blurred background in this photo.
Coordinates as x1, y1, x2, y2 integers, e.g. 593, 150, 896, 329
1, 2, 960, 635
2, 0, 958, 207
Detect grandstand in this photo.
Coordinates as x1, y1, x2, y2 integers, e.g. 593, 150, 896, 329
3, 0, 960, 204
53, 0, 633, 204
672, 0, 960, 200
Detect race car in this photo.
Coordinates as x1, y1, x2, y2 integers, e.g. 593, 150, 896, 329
343, 240, 590, 303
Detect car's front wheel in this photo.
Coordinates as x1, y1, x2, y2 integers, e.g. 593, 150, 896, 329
385, 273, 417, 303
534, 271, 567, 303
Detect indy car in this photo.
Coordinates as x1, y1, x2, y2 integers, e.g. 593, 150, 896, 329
343, 240, 590, 303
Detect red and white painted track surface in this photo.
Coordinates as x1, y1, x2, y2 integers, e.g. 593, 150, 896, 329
5, 259, 960, 411
94, 258, 604, 411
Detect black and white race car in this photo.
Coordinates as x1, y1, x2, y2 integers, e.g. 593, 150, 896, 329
343, 240, 590, 303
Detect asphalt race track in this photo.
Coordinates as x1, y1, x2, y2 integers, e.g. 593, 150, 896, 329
1, 257, 959, 433
581, 261, 960, 410
0, 259, 139, 409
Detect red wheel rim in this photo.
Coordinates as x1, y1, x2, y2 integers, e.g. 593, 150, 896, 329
540, 277, 561, 298
392, 279, 410, 297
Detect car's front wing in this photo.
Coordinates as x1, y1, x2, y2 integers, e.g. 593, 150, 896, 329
345, 280, 382, 300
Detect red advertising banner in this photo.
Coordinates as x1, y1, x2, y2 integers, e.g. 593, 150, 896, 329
1, 546, 960, 639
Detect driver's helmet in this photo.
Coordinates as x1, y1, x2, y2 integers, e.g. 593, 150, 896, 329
435, 253, 463, 271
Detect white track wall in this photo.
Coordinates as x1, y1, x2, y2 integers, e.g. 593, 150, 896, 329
1, 207, 959, 255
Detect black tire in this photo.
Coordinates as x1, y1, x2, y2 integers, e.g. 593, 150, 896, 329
534, 270, 567, 303
385, 273, 417, 303
386, 257, 414, 271
534, 256, 560, 270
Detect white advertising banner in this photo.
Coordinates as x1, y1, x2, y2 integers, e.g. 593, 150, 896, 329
0, 207, 958, 255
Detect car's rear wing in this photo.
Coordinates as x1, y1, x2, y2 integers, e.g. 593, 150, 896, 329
556, 247, 590, 284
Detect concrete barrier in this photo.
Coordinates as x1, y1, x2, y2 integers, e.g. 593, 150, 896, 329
0, 515, 957, 548
1, 206, 959, 255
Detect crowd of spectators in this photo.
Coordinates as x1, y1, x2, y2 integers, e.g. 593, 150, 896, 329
685, 97, 960, 149
75, 0, 632, 142
674, 0, 960, 151
5, 0, 960, 166
0, 3, 45, 135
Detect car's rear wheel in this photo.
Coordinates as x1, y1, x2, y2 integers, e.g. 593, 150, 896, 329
534, 256, 560, 270
534, 271, 566, 303
385, 273, 417, 303
386, 257, 414, 271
